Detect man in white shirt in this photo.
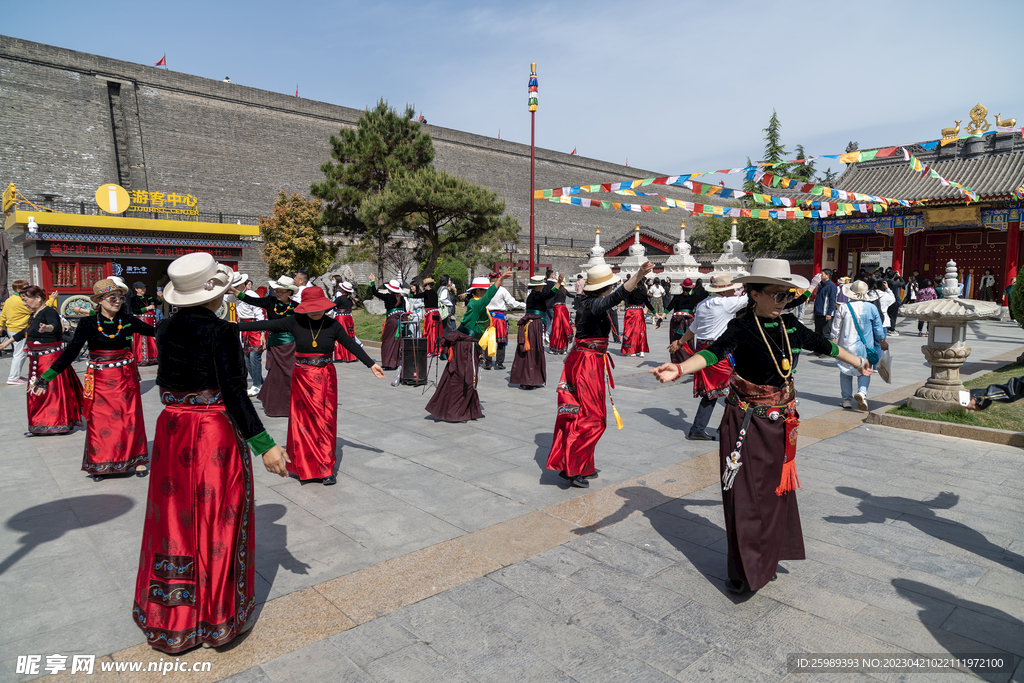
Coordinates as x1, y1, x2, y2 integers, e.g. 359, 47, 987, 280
229, 277, 267, 396
485, 280, 526, 370
291, 269, 311, 303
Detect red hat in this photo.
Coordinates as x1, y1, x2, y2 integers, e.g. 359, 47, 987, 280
294, 287, 335, 313
682, 278, 694, 288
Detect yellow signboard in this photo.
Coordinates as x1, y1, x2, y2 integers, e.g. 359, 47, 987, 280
95, 184, 130, 214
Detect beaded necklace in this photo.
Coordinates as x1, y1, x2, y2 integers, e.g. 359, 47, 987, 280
96, 315, 124, 339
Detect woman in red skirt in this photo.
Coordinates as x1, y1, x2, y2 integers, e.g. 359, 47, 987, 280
238, 287, 384, 484
30, 278, 156, 479
546, 263, 653, 488
621, 277, 655, 357
548, 280, 575, 354
134, 252, 290, 653
409, 277, 443, 356
0, 285, 84, 436
332, 280, 361, 363
233, 276, 298, 417
130, 281, 160, 366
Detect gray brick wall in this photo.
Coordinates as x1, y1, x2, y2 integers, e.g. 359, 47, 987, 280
1, 35, 696, 282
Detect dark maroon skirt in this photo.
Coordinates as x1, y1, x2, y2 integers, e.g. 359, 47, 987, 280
718, 388, 805, 591
133, 389, 255, 653
669, 312, 693, 364
509, 313, 546, 387
258, 342, 295, 417
425, 331, 482, 422
380, 314, 401, 368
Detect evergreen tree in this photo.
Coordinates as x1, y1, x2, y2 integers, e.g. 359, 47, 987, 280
311, 99, 434, 283
358, 166, 520, 277
761, 110, 789, 171
820, 167, 838, 185
260, 192, 337, 277
791, 144, 817, 183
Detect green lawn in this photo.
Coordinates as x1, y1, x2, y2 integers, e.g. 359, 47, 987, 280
351, 304, 521, 342
889, 361, 1024, 432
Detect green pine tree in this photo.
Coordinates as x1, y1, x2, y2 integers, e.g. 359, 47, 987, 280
791, 144, 817, 183
311, 99, 435, 283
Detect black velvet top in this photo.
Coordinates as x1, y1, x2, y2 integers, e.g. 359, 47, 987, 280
369, 287, 405, 312
625, 287, 656, 313
130, 295, 159, 315
698, 313, 838, 387
409, 289, 439, 308
574, 285, 630, 340
39, 309, 156, 383
666, 288, 708, 313
13, 306, 63, 344
525, 285, 557, 313
553, 287, 575, 305
334, 293, 355, 310
238, 315, 375, 366
236, 292, 296, 320
156, 307, 269, 446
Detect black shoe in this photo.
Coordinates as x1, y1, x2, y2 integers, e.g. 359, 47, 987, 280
92, 474, 105, 482
557, 470, 568, 480
771, 573, 777, 581
494, 363, 505, 370
687, 431, 716, 441
135, 468, 149, 478
569, 475, 590, 488
725, 579, 750, 594
483, 362, 492, 370
583, 472, 599, 480
322, 476, 337, 486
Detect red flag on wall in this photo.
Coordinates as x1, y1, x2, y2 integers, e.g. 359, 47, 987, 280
571, 148, 576, 155
295, 85, 299, 97
154, 55, 166, 66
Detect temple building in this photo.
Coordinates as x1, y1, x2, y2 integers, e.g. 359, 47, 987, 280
812, 106, 1022, 295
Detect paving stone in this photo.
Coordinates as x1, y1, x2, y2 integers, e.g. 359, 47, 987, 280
853, 537, 987, 585
941, 606, 1024, 657
568, 648, 679, 682
260, 639, 371, 683
648, 564, 781, 624
564, 534, 675, 578
570, 599, 710, 677
673, 648, 777, 683
441, 577, 520, 616
759, 604, 902, 656
528, 546, 597, 579
463, 644, 576, 683
328, 615, 419, 668
216, 666, 273, 683
489, 559, 603, 617
388, 594, 515, 667
810, 567, 958, 626
975, 566, 1024, 601
565, 562, 689, 622
363, 641, 476, 683
802, 538, 909, 583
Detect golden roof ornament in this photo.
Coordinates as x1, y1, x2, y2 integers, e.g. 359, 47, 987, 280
996, 112, 1017, 128
965, 103, 990, 135
941, 120, 961, 141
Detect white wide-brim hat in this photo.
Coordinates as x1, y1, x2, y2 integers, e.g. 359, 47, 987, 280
268, 276, 299, 293
467, 277, 491, 290
733, 258, 810, 290
705, 273, 738, 292
842, 280, 871, 301
385, 279, 403, 294
340, 281, 354, 293
231, 271, 248, 287
584, 264, 618, 292
162, 253, 234, 306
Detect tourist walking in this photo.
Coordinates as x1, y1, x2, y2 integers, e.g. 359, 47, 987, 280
511, 274, 559, 388
915, 279, 938, 335
30, 278, 155, 478
652, 259, 874, 595
546, 262, 653, 488
831, 280, 888, 411
237, 287, 384, 484
0, 285, 83, 435
233, 276, 299, 417
426, 269, 513, 422
133, 252, 290, 653
649, 278, 666, 328
979, 269, 996, 301
812, 269, 837, 349
368, 279, 405, 370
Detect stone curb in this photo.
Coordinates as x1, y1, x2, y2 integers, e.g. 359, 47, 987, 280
866, 406, 1024, 447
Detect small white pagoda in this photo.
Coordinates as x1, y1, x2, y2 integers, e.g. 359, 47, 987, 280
658, 218, 702, 283
710, 217, 749, 277
618, 223, 649, 275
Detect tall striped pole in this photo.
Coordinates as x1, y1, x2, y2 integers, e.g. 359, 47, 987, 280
528, 63, 538, 277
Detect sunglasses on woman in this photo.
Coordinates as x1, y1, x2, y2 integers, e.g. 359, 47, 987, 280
104, 295, 126, 302
767, 290, 796, 304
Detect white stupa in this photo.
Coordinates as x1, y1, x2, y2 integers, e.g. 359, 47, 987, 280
618, 222, 648, 275
659, 218, 702, 283
580, 226, 607, 271
711, 217, 749, 277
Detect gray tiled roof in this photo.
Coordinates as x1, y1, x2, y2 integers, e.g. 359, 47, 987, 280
833, 132, 1024, 202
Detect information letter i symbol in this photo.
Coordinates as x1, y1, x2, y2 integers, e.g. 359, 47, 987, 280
108, 185, 119, 213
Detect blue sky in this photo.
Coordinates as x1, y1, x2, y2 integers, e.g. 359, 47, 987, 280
9, 0, 1024, 182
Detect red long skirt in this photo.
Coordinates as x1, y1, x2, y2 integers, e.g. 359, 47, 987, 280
133, 390, 255, 653
333, 312, 358, 362
26, 341, 84, 435
546, 341, 607, 478
258, 342, 295, 417
549, 303, 573, 352
620, 306, 649, 355
132, 313, 159, 366
81, 349, 149, 474
719, 385, 804, 591
423, 308, 443, 356
380, 314, 401, 368
693, 339, 733, 400
510, 313, 546, 387
287, 354, 338, 480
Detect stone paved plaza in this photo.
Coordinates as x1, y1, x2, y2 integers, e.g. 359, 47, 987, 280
1, 315, 1022, 682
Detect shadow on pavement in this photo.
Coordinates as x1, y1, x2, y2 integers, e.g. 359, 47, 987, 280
826, 487, 1024, 574
0, 494, 134, 576
638, 407, 690, 432
254, 503, 312, 603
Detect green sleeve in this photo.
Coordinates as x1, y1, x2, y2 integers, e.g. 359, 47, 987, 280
829, 340, 840, 358
696, 349, 719, 366
40, 368, 59, 383
246, 430, 276, 456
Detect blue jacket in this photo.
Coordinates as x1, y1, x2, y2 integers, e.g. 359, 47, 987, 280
814, 279, 837, 316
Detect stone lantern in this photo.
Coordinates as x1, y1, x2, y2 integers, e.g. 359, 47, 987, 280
899, 260, 1000, 413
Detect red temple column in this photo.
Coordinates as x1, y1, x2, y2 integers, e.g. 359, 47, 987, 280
892, 227, 905, 274
1006, 216, 1020, 284
813, 231, 823, 275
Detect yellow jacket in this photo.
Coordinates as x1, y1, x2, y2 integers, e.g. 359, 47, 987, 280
0, 294, 59, 333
